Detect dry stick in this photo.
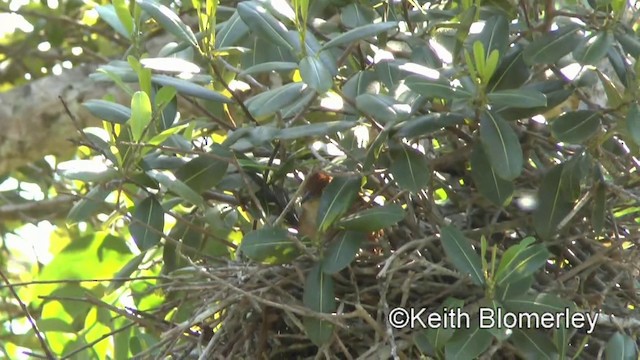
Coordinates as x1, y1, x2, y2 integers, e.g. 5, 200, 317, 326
60, 323, 135, 360
0, 276, 165, 289
207, 59, 259, 126
0, 269, 55, 360
194, 266, 348, 327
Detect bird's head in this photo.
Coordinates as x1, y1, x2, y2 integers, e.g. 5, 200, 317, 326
298, 172, 332, 239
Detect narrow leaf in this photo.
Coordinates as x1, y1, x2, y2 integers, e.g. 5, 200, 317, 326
480, 111, 523, 180
138, 0, 198, 47
321, 231, 366, 274
246, 82, 306, 120
237, 2, 295, 50
626, 103, 640, 146
470, 143, 514, 206
174, 146, 231, 193
130, 91, 152, 141
405, 75, 455, 100
151, 75, 232, 103
389, 143, 430, 192
316, 177, 361, 233
487, 89, 547, 109
129, 195, 164, 251
241, 227, 299, 264
355, 94, 411, 123
216, 11, 249, 49
321, 22, 398, 50
146, 170, 204, 206
550, 110, 601, 144
337, 204, 405, 232
304, 263, 336, 313
573, 31, 613, 66
299, 56, 333, 93
440, 225, 484, 286
83, 100, 131, 124
533, 164, 575, 239
444, 324, 493, 359
605, 332, 638, 360
591, 182, 606, 234
523, 24, 581, 64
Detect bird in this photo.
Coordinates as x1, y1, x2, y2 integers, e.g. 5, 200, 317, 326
298, 172, 332, 239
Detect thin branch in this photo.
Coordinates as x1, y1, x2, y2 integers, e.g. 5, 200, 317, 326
0, 268, 55, 359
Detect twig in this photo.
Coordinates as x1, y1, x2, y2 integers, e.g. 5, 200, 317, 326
0, 269, 55, 359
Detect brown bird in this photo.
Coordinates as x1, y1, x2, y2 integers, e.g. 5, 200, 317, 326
298, 172, 332, 239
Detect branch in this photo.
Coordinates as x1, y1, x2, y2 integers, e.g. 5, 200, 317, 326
0, 269, 55, 359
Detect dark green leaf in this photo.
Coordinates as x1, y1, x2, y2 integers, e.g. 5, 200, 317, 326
496, 275, 534, 300
389, 143, 430, 192
151, 75, 232, 103
321, 231, 366, 274
137, 0, 198, 47
523, 24, 581, 64
504, 293, 575, 314
489, 45, 530, 91
299, 56, 333, 93
405, 75, 456, 100
278, 121, 355, 140
303, 317, 334, 346
337, 203, 404, 232
591, 182, 606, 234
440, 225, 484, 286
240, 227, 300, 264
480, 111, 523, 180
573, 31, 613, 66
533, 164, 574, 239
495, 244, 550, 288
95, 5, 131, 39
626, 103, 640, 146
615, 30, 640, 58
560, 154, 588, 202
605, 332, 638, 360
83, 100, 131, 124
476, 14, 509, 61
550, 110, 601, 144
174, 145, 231, 193
444, 323, 493, 360
375, 60, 402, 90
146, 170, 204, 206
216, 11, 249, 48
129, 195, 164, 251
321, 22, 398, 50
355, 94, 411, 123
304, 263, 336, 312
237, 2, 295, 50
340, 3, 375, 28
394, 113, 465, 139
423, 297, 465, 352
317, 176, 361, 232
246, 82, 306, 119
67, 184, 114, 223
487, 89, 547, 109
510, 330, 559, 360
342, 71, 379, 101
240, 61, 298, 76
470, 143, 514, 206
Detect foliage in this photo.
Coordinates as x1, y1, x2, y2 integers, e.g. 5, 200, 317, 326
2, 0, 640, 358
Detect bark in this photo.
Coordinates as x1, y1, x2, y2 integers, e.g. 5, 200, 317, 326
0, 35, 177, 175
0, 65, 118, 175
